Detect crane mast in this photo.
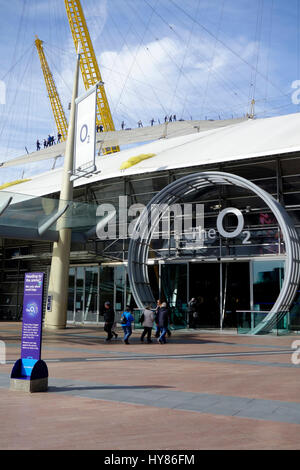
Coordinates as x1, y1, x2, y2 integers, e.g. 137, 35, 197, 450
34, 36, 68, 143
64, 0, 119, 155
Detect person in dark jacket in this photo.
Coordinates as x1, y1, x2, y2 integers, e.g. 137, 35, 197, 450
102, 301, 116, 342
154, 299, 162, 338
188, 297, 198, 328
157, 302, 170, 344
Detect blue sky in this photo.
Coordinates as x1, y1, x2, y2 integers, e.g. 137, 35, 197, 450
0, 0, 299, 183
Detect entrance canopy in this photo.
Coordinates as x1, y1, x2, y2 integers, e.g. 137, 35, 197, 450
128, 171, 300, 335
0, 190, 101, 243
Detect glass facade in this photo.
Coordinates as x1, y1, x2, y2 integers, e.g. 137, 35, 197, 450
63, 259, 292, 334
66, 264, 135, 324
1, 151, 300, 334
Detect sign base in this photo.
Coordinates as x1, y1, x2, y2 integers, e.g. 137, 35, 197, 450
10, 358, 48, 393
10, 377, 48, 393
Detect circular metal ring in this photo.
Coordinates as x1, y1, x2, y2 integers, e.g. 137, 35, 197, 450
128, 171, 300, 335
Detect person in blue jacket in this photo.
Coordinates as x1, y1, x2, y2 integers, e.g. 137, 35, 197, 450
121, 306, 135, 344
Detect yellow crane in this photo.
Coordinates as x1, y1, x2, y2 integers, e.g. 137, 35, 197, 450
64, 0, 119, 155
34, 36, 68, 143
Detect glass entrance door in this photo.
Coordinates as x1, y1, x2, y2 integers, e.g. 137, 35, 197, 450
188, 261, 250, 329
222, 262, 250, 328
75, 266, 84, 323
189, 263, 220, 328
83, 267, 99, 322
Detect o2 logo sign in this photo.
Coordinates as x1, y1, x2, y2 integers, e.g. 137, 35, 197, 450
217, 207, 251, 244
80, 124, 90, 145
25, 302, 39, 318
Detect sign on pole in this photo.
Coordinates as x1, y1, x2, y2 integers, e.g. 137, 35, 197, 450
72, 84, 99, 180
20, 272, 44, 366
10, 272, 48, 392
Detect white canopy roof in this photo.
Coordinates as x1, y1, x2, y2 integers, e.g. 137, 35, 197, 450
3, 112, 300, 198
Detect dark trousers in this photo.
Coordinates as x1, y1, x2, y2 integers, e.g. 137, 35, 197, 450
141, 327, 152, 342
104, 322, 113, 340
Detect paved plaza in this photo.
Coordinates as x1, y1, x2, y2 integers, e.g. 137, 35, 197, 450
0, 323, 300, 450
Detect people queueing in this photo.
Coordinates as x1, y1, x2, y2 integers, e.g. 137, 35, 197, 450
140, 305, 155, 344
47, 134, 55, 146
36, 113, 179, 152
121, 305, 135, 345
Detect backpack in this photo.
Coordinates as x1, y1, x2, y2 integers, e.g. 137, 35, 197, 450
121, 313, 127, 325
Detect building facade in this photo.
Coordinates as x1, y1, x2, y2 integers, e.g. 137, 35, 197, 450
1, 114, 300, 334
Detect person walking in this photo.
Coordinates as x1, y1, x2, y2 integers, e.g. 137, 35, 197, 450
140, 305, 155, 343
157, 302, 170, 344
154, 299, 162, 338
121, 305, 135, 344
102, 301, 115, 342
111, 320, 118, 340
36, 139, 40, 151
188, 297, 199, 328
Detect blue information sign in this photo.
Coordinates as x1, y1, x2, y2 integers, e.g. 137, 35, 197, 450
20, 272, 44, 377
10, 272, 48, 390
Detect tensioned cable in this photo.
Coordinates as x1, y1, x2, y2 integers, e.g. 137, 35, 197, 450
138, 0, 240, 118
169, 0, 202, 118
126, 0, 189, 111
297, 0, 300, 110
0, 44, 33, 82
143, 0, 252, 102
248, 0, 264, 112
0, 44, 36, 151
86, 0, 162, 125
127, 5, 238, 120
107, 0, 169, 122
44, 44, 73, 96
168, 0, 288, 98
200, 0, 225, 118
142, 0, 253, 117
263, 0, 274, 115
44, 41, 196, 117
91, 2, 246, 121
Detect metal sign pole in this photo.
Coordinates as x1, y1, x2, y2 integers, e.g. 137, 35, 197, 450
44, 50, 81, 330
